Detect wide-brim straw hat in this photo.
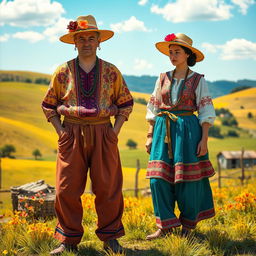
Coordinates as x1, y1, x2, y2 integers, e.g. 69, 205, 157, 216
60, 15, 114, 44
155, 33, 204, 62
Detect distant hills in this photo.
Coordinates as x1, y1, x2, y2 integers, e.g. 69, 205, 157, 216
123, 75, 256, 98
1, 70, 256, 98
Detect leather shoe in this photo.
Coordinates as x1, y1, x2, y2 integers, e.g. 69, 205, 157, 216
146, 228, 172, 240
103, 239, 124, 254
50, 243, 78, 255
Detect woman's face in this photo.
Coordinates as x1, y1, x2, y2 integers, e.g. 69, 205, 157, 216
169, 45, 189, 67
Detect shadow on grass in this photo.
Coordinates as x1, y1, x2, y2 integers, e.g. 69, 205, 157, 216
78, 245, 166, 256
124, 248, 166, 256
195, 230, 256, 255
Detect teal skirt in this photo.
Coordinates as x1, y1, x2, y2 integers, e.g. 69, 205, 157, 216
147, 110, 215, 183
147, 110, 215, 229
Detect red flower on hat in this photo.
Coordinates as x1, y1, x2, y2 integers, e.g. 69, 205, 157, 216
165, 33, 176, 42
78, 20, 88, 29
67, 21, 78, 32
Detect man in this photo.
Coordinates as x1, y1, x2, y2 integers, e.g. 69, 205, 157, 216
42, 15, 133, 255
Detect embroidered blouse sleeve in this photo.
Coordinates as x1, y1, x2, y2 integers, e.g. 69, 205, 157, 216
196, 77, 216, 126
146, 75, 162, 121
114, 68, 134, 121
41, 66, 62, 122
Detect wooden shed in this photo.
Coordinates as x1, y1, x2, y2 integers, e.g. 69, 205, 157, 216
217, 150, 256, 169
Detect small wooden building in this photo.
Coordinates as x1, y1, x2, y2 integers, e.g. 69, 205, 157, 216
217, 150, 256, 169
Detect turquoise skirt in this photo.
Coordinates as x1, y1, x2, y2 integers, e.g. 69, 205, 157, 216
147, 110, 215, 229
147, 110, 215, 183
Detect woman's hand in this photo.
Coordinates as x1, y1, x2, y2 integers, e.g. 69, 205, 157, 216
145, 138, 153, 154
197, 139, 208, 157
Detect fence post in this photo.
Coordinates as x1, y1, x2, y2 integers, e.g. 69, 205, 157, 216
217, 157, 221, 188
0, 157, 2, 190
240, 148, 245, 186
135, 159, 140, 197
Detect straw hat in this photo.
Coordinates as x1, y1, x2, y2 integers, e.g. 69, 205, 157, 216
155, 33, 204, 62
60, 15, 114, 44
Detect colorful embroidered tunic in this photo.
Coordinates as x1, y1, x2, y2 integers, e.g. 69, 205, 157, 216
42, 57, 133, 122
146, 71, 216, 184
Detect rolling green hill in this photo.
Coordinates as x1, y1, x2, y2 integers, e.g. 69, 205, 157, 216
0, 78, 255, 169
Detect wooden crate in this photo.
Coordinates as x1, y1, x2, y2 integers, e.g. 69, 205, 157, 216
11, 180, 56, 219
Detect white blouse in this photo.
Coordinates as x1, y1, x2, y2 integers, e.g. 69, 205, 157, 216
146, 71, 216, 125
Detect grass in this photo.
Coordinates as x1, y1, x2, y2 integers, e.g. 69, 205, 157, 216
1, 178, 256, 256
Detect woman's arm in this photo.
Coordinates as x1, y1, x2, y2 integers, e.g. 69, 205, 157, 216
145, 121, 155, 154
197, 122, 211, 157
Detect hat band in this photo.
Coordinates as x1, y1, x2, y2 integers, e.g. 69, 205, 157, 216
171, 38, 192, 47
73, 26, 98, 31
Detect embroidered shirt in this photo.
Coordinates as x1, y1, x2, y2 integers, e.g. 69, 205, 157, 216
42, 57, 134, 122
146, 71, 216, 125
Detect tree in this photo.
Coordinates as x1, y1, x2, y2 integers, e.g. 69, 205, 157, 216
227, 130, 239, 137
126, 139, 138, 149
208, 126, 223, 138
0, 144, 16, 158
32, 149, 42, 160
248, 112, 253, 119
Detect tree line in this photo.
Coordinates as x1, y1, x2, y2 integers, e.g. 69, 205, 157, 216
0, 74, 50, 85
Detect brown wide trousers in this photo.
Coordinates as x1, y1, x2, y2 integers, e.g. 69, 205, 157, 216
54, 120, 125, 244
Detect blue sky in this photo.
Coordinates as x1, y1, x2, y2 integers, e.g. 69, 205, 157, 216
0, 0, 255, 82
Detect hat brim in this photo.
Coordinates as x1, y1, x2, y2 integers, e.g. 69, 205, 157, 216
155, 41, 204, 62
59, 29, 114, 44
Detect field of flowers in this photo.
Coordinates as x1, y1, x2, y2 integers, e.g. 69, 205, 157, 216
1, 178, 256, 256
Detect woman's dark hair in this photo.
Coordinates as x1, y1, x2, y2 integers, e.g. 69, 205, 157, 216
180, 45, 197, 67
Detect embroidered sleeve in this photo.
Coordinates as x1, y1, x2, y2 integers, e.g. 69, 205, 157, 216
195, 77, 216, 126
41, 66, 63, 121
114, 68, 134, 121
146, 75, 162, 121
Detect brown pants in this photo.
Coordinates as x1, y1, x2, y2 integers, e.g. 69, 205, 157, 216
54, 121, 125, 244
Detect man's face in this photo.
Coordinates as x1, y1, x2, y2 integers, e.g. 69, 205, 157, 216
74, 31, 100, 58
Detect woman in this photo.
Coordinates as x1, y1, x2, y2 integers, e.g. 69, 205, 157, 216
145, 33, 216, 240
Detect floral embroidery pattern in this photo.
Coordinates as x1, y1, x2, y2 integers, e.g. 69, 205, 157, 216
198, 96, 213, 109
147, 160, 215, 183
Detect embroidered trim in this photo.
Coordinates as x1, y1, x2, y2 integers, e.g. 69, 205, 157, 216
198, 96, 213, 109
147, 160, 215, 183
96, 226, 124, 234
156, 217, 181, 229
180, 208, 215, 229
55, 226, 83, 237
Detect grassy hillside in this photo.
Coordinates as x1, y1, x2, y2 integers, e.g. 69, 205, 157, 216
0, 81, 255, 167
214, 88, 256, 130
0, 70, 51, 82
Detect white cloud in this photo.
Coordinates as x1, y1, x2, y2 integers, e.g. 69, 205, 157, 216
110, 16, 151, 33
0, 33, 10, 42
138, 0, 148, 6
231, 0, 255, 14
12, 31, 45, 43
151, 0, 233, 23
202, 38, 256, 60
43, 17, 69, 42
0, 0, 65, 27
133, 59, 153, 70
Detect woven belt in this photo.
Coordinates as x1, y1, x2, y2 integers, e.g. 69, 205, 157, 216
157, 111, 194, 159
64, 116, 110, 148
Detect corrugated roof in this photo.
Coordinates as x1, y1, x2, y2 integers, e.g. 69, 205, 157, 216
218, 150, 256, 159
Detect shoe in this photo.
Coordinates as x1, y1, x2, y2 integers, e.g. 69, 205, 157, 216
50, 243, 78, 255
146, 228, 172, 240
103, 239, 124, 254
